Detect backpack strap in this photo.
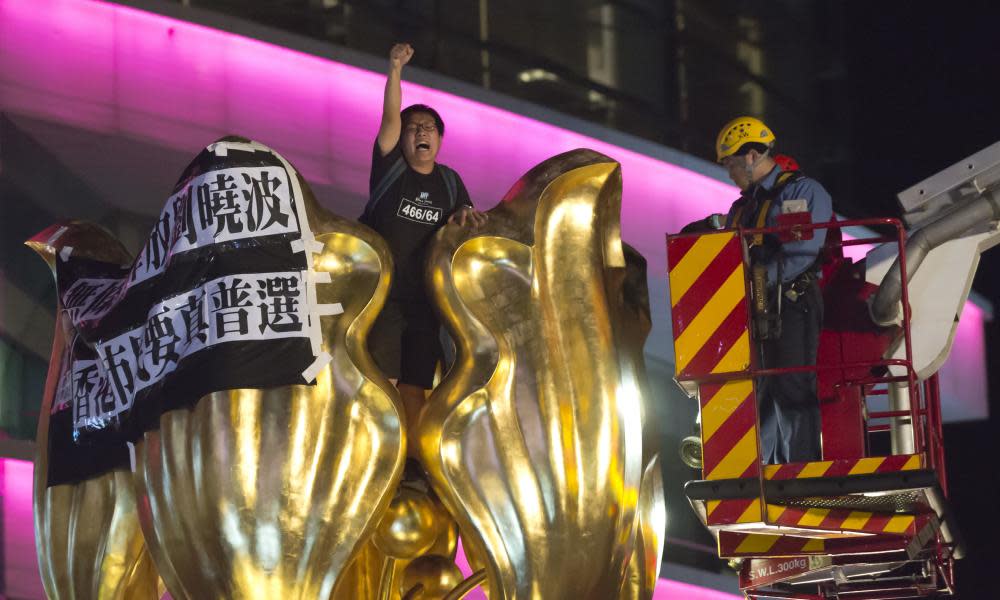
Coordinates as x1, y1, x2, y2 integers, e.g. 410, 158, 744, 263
361, 156, 407, 224
439, 164, 458, 211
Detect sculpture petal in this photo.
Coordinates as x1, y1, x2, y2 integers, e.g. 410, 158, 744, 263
620, 456, 666, 600
133, 161, 406, 599
419, 150, 646, 598
27, 223, 161, 600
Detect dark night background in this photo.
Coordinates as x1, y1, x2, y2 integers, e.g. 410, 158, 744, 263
843, 3, 1000, 596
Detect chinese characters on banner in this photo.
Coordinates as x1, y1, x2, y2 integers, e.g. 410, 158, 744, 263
50, 159, 329, 449
65, 272, 308, 433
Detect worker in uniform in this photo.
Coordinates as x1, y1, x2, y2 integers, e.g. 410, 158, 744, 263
715, 116, 833, 464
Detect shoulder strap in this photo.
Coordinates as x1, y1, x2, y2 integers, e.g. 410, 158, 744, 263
361, 156, 407, 223
730, 201, 746, 228
439, 164, 458, 210
774, 169, 806, 191
748, 198, 773, 247
747, 170, 807, 246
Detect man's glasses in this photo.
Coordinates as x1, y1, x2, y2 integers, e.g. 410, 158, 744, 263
405, 123, 438, 134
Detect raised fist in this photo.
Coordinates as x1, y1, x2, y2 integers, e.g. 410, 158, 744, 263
390, 43, 414, 69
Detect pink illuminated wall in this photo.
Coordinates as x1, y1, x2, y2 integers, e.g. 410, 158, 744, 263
938, 300, 989, 422
1, 458, 45, 599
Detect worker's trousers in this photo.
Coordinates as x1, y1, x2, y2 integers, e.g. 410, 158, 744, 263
758, 281, 823, 464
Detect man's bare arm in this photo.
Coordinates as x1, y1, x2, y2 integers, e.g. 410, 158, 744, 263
377, 43, 413, 156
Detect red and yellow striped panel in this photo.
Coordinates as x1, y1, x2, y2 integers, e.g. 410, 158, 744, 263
763, 454, 923, 480
764, 504, 916, 536
699, 378, 759, 484
700, 379, 762, 525
703, 454, 924, 530
706, 498, 762, 527
668, 233, 762, 503
667, 232, 751, 378
719, 531, 827, 558
721, 531, 913, 559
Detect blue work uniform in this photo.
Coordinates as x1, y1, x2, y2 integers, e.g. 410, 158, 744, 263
727, 166, 833, 464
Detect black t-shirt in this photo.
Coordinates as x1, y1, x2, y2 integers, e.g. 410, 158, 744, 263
367, 141, 471, 300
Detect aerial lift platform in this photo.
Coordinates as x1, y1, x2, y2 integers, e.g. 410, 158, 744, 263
667, 141, 1000, 599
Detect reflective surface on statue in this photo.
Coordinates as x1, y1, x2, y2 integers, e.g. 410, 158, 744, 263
621, 457, 666, 600
27, 224, 161, 600
418, 149, 665, 599
130, 145, 406, 599
330, 481, 463, 599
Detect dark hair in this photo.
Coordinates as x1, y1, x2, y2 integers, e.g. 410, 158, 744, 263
734, 141, 773, 157
401, 104, 445, 136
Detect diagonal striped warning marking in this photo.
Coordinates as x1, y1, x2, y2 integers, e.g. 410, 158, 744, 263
701, 380, 754, 443
840, 511, 874, 531
735, 534, 779, 554
865, 513, 893, 532
666, 235, 699, 269
883, 515, 914, 534
797, 508, 830, 527
670, 240, 744, 339
764, 455, 923, 480
802, 538, 825, 552
707, 427, 758, 480
669, 233, 733, 306
712, 330, 750, 373
674, 267, 745, 372
737, 500, 762, 524
703, 403, 757, 476
766, 504, 788, 522
848, 457, 885, 475
795, 461, 832, 479
680, 300, 748, 374
707, 499, 757, 526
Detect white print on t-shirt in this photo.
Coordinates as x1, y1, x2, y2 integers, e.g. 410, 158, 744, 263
397, 196, 443, 224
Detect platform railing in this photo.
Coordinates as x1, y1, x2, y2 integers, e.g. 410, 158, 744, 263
673, 217, 942, 480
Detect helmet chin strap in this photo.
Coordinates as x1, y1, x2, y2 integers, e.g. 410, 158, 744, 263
744, 147, 771, 185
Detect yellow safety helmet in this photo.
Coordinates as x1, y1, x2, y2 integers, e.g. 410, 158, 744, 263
715, 116, 775, 162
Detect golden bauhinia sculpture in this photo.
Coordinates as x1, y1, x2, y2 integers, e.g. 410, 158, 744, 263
129, 140, 406, 599
26, 223, 161, 600
418, 149, 665, 599
29, 137, 405, 599
29, 142, 663, 599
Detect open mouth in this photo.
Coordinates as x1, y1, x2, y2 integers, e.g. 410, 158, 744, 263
416, 142, 431, 151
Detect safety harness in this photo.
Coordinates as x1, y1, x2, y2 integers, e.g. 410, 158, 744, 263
730, 169, 811, 340
728, 169, 805, 243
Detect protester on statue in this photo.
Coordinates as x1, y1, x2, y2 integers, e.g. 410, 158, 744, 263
362, 43, 487, 445
684, 117, 832, 464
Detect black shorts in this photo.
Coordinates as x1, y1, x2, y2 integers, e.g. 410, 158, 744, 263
367, 298, 443, 389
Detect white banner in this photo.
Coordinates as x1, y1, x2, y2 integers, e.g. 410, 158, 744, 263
131, 166, 300, 285
68, 272, 310, 431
